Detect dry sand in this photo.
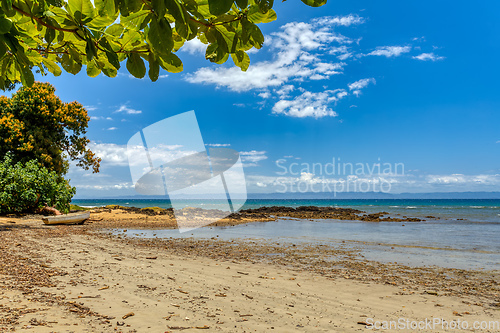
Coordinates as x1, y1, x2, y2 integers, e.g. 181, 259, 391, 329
0, 212, 499, 332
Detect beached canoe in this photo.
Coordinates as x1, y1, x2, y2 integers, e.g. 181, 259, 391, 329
42, 211, 90, 225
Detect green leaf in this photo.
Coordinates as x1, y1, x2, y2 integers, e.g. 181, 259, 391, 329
98, 38, 120, 69
94, 0, 116, 16
172, 31, 185, 51
231, 50, 249, 71
213, 28, 228, 53
300, 0, 327, 7
152, 0, 166, 18
105, 24, 125, 37
86, 60, 101, 77
0, 17, 12, 34
120, 9, 149, 29
215, 52, 228, 64
18, 63, 34, 86
247, 8, 276, 23
0, 40, 6, 58
165, 0, 190, 39
44, 26, 56, 44
139, 12, 153, 30
165, 0, 185, 22
255, 0, 273, 13
118, 0, 143, 16
148, 17, 173, 54
85, 38, 97, 61
119, 29, 141, 50
235, 0, 248, 9
67, 0, 95, 22
208, 0, 234, 16
1, 0, 14, 16
47, 0, 63, 7
60, 53, 82, 74
205, 42, 217, 60
158, 52, 182, 73
241, 19, 264, 48
148, 54, 160, 81
42, 58, 62, 76
99, 61, 118, 77
205, 42, 227, 63
87, 14, 119, 27
126, 53, 146, 78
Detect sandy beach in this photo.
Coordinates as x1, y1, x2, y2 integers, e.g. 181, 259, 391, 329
0, 210, 499, 332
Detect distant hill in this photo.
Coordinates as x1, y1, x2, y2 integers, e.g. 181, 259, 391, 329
247, 192, 500, 199
74, 192, 500, 200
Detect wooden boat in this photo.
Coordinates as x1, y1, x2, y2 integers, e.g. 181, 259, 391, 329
42, 211, 90, 225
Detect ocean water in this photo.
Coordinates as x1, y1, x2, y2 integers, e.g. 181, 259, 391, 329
73, 198, 500, 222
73, 199, 500, 270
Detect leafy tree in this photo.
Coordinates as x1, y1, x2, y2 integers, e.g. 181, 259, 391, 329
0, 0, 327, 90
0, 82, 101, 175
0, 154, 75, 214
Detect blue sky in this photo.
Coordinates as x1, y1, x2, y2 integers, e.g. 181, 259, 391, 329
12, 0, 500, 197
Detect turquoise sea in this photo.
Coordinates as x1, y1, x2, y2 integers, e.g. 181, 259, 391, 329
72, 199, 500, 271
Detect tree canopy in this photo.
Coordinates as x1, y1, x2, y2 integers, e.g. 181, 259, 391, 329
0, 0, 327, 90
0, 82, 100, 175
0, 153, 75, 214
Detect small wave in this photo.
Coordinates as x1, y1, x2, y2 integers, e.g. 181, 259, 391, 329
405, 206, 417, 209
80, 205, 97, 208
470, 206, 486, 209
389, 206, 400, 208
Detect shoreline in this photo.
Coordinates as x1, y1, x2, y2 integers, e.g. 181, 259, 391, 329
76, 205, 426, 231
0, 209, 498, 331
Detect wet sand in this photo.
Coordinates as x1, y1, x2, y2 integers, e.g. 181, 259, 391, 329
0, 211, 499, 332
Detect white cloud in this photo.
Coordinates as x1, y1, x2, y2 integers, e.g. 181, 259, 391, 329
312, 14, 364, 27
91, 116, 113, 121
413, 52, 445, 61
115, 104, 142, 114
425, 174, 500, 186
206, 143, 231, 147
348, 78, 376, 96
276, 85, 295, 98
180, 39, 207, 55
185, 16, 441, 119
89, 143, 191, 167
158, 74, 169, 79
259, 91, 271, 99
76, 183, 134, 190
272, 90, 347, 118
185, 17, 357, 92
367, 46, 411, 57
84, 105, 97, 111
107, 127, 117, 130
240, 150, 268, 166
245, 171, 500, 193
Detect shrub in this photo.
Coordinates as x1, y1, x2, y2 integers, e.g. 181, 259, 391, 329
0, 154, 75, 214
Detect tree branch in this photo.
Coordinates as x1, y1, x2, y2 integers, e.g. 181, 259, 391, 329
12, 5, 79, 33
